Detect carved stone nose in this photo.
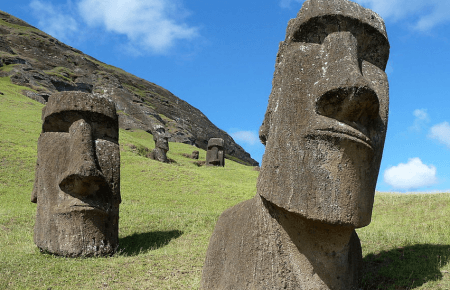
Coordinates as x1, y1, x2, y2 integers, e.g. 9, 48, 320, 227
316, 86, 379, 137
314, 31, 379, 136
59, 119, 107, 197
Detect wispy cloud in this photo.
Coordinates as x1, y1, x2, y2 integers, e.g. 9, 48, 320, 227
77, 0, 199, 54
409, 109, 430, 132
231, 131, 260, 146
383, 158, 438, 191
356, 0, 450, 31
29, 0, 79, 42
28, 0, 199, 55
428, 122, 450, 149
279, 0, 303, 9
279, 0, 450, 31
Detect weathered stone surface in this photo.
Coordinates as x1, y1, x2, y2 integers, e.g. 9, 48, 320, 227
149, 125, 170, 163
202, 195, 362, 289
31, 91, 121, 257
206, 138, 225, 167
202, 0, 389, 288
191, 150, 199, 159
0, 10, 259, 166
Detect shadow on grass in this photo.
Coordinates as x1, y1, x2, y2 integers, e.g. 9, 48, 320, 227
118, 230, 183, 256
361, 244, 450, 289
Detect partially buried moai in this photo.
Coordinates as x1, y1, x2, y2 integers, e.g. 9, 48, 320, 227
191, 150, 199, 160
201, 0, 389, 289
31, 91, 121, 257
206, 138, 225, 167
149, 125, 170, 163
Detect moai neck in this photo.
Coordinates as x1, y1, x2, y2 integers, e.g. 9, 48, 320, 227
153, 147, 168, 162
261, 195, 361, 289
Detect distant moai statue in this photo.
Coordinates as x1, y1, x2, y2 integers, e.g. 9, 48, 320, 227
191, 150, 199, 159
31, 91, 121, 257
149, 125, 169, 163
202, 0, 390, 289
206, 138, 225, 167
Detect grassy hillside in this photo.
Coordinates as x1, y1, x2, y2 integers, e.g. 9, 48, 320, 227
1, 82, 450, 289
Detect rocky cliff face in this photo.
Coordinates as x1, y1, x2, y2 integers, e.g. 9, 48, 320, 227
0, 10, 258, 166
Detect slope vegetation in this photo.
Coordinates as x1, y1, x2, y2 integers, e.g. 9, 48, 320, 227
1, 82, 450, 289
0, 10, 258, 166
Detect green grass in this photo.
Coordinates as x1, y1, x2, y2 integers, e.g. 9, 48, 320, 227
43, 67, 76, 83
0, 17, 37, 34
0, 80, 257, 289
358, 192, 450, 289
1, 79, 450, 289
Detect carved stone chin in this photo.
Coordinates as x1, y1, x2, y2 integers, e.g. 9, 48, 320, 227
202, 0, 389, 288
31, 91, 121, 257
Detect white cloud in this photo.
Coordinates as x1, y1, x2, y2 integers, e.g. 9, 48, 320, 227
384, 158, 438, 190
409, 108, 429, 132
356, 0, 450, 31
428, 122, 450, 149
29, 0, 79, 41
279, 0, 303, 9
413, 109, 428, 120
77, 0, 199, 54
231, 131, 260, 146
280, 0, 450, 31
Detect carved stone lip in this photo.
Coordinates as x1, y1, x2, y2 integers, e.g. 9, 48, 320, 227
55, 199, 109, 214
311, 121, 373, 150
69, 204, 108, 213
54, 205, 108, 215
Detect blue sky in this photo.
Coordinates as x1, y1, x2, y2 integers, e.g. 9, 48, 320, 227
3, 0, 450, 192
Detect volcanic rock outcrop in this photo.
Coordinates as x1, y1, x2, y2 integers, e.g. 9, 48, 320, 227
0, 10, 258, 166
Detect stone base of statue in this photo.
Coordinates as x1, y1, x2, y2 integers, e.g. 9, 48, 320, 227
149, 147, 169, 163
201, 194, 362, 289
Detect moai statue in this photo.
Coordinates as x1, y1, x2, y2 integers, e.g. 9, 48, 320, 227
206, 138, 225, 167
31, 91, 121, 257
201, 0, 389, 289
191, 150, 199, 160
149, 125, 170, 163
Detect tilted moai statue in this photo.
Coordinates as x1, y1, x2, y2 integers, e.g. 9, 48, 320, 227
31, 91, 121, 257
191, 150, 199, 160
150, 125, 170, 163
206, 138, 225, 167
202, 0, 389, 289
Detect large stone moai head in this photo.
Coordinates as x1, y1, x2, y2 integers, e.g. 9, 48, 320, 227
151, 125, 170, 163
206, 138, 225, 167
258, 0, 390, 228
31, 91, 121, 257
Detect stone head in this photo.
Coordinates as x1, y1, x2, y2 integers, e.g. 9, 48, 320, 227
153, 125, 169, 152
31, 91, 121, 256
206, 138, 225, 166
257, 0, 389, 228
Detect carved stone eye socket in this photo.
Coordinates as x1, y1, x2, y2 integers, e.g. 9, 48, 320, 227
43, 112, 118, 142
291, 16, 389, 71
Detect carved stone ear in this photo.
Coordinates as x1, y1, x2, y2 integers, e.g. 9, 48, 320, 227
31, 179, 38, 203
31, 161, 39, 203
259, 110, 271, 146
